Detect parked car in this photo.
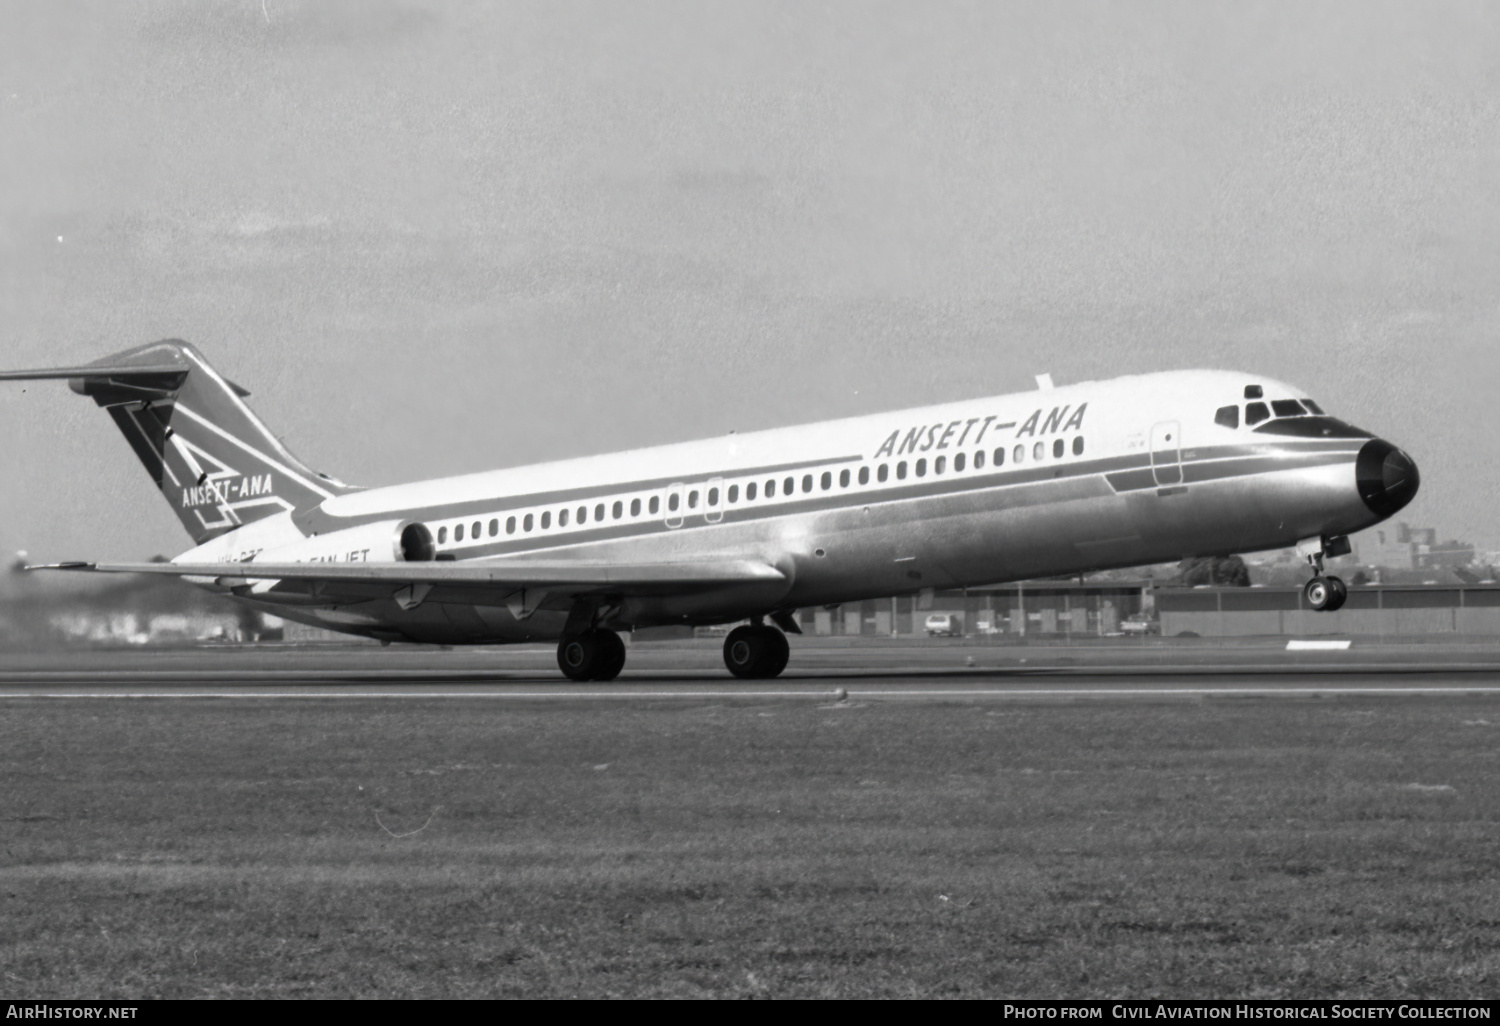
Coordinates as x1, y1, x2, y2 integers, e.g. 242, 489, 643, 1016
924, 613, 963, 637
1118, 612, 1160, 635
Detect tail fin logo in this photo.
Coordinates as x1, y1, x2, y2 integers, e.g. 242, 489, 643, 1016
172, 433, 292, 533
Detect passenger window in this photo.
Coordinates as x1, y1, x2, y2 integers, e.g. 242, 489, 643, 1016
897, 461, 907, 479
1272, 399, 1305, 417
765, 479, 776, 498
559, 508, 569, 527
1072, 436, 1084, 456
649, 496, 660, 514
472, 520, 481, 538
1214, 405, 1239, 429
613, 500, 623, 519
858, 467, 869, 485
489, 519, 498, 537
820, 472, 831, 491
746, 482, 757, 501
506, 517, 516, 535
784, 476, 795, 495
455, 523, 465, 542
1032, 441, 1044, 461
523, 513, 533, 532
954, 453, 965, 472
727, 485, 738, 503
1052, 439, 1064, 458
688, 491, 698, 509
934, 455, 945, 474
839, 469, 850, 488
802, 474, 813, 493
974, 450, 985, 469
1302, 398, 1324, 415
1245, 402, 1270, 425
540, 511, 550, 529
631, 498, 641, 516
708, 487, 719, 506
438, 526, 448, 543
878, 464, 889, 482
668, 493, 679, 512
915, 458, 926, 477
577, 506, 586, 524
595, 503, 605, 521
1013, 444, 1025, 464
996, 447, 1006, 466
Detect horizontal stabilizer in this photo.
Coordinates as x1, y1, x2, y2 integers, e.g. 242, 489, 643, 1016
28, 558, 786, 593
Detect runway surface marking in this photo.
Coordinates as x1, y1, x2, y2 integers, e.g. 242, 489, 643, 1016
6, 686, 1500, 700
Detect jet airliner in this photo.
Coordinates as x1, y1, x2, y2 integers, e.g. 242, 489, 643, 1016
1, 341, 1419, 679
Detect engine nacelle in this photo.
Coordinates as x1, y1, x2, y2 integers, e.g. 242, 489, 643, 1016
254, 520, 435, 565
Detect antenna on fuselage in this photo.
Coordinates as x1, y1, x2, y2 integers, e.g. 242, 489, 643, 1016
1035, 373, 1055, 390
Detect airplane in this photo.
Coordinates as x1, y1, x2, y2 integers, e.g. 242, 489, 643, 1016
0, 340, 1419, 680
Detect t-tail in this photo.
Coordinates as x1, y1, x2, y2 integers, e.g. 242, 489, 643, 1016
0, 340, 356, 544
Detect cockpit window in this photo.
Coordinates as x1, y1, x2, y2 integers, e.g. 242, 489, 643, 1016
1271, 399, 1306, 418
1244, 385, 1263, 399
1301, 399, 1324, 415
1245, 402, 1270, 425
1214, 405, 1239, 429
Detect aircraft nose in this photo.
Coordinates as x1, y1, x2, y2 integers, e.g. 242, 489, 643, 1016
1356, 439, 1420, 517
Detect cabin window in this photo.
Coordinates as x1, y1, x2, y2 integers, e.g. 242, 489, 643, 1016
1245, 401, 1270, 425
878, 464, 889, 482
954, 453, 965, 472
523, 513, 533, 532
489, 519, 498, 537
1013, 444, 1025, 464
708, 487, 719, 506
688, 491, 699, 509
1053, 439, 1064, 458
438, 526, 448, 543
995, 447, 1006, 466
802, 474, 813, 493
506, 517, 516, 535
631, 498, 641, 516
897, 461, 907, 479
1214, 405, 1239, 429
746, 482, 758, 501
576, 506, 586, 524
820, 472, 831, 491
915, 458, 927, 477
1244, 384, 1263, 399
455, 523, 465, 542
765, 479, 776, 498
727, 485, 739, 503
934, 455, 946, 474
539, 511, 549, 529
559, 508, 570, 527
1302, 399, 1324, 415
649, 496, 660, 514
472, 520, 481, 538
1073, 436, 1084, 456
1272, 399, 1305, 418
1033, 441, 1044, 461
839, 469, 850, 488
667, 493, 679, 512
784, 476, 795, 495
974, 450, 985, 469
595, 503, 606, 521
858, 467, 869, 485
613, 500, 623, 519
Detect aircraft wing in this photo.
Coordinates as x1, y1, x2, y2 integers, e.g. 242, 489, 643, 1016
28, 557, 786, 600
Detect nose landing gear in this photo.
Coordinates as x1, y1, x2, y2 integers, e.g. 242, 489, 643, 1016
1297, 535, 1350, 612
557, 629, 627, 681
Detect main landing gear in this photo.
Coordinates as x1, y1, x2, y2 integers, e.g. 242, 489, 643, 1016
557, 629, 626, 682
1298, 535, 1350, 612
723, 623, 791, 679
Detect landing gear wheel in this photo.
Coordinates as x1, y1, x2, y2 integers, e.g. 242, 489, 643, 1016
557, 629, 627, 681
1326, 575, 1348, 612
723, 625, 789, 679
1304, 576, 1335, 612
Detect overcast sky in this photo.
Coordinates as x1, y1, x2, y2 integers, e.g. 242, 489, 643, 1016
1, 0, 1496, 563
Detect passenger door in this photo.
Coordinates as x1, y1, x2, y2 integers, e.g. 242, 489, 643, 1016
1150, 421, 1183, 487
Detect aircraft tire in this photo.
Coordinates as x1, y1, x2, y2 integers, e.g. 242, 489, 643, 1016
1326, 576, 1348, 612
591, 629, 626, 681
724, 625, 771, 679
1304, 576, 1335, 612
557, 631, 603, 681
760, 626, 790, 678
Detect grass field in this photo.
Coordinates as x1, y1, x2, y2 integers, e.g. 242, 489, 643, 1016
4, 693, 1500, 998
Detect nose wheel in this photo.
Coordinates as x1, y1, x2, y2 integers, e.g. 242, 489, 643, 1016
1304, 574, 1348, 612
557, 629, 626, 681
723, 624, 791, 679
